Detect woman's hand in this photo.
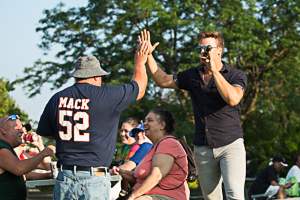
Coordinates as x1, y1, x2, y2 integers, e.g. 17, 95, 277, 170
110, 166, 120, 175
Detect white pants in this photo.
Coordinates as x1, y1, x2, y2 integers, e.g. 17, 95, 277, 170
194, 138, 246, 200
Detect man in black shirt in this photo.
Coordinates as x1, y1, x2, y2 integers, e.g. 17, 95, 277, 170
139, 29, 247, 200
252, 155, 294, 199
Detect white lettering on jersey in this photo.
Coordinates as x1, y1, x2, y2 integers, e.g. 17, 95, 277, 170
74, 112, 90, 142
67, 98, 74, 109
58, 97, 90, 110
74, 99, 81, 109
81, 99, 90, 110
59, 110, 73, 140
59, 110, 90, 142
58, 97, 68, 108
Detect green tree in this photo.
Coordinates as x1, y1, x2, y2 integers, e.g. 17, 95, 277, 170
14, 0, 300, 174
0, 78, 29, 122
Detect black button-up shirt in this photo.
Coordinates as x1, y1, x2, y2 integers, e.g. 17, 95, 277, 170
175, 62, 247, 148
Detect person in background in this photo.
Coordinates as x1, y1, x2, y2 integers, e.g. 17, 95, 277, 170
111, 123, 152, 198
0, 115, 55, 200
114, 109, 189, 200
139, 29, 247, 199
14, 123, 52, 180
37, 41, 149, 200
252, 155, 294, 199
286, 152, 300, 194
118, 118, 141, 165
114, 117, 141, 198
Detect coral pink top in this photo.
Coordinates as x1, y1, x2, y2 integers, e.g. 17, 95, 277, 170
133, 136, 189, 200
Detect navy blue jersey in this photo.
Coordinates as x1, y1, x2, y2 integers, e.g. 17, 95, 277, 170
37, 81, 139, 167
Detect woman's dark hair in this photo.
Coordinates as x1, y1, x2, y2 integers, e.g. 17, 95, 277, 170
123, 117, 140, 128
149, 108, 176, 135
293, 152, 300, 165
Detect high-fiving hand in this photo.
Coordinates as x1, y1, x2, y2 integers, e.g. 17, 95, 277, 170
138, 29, 159, 55
134, 41, 150, 64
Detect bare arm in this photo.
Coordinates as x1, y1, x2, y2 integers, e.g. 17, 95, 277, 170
30, 134, 51, 170
25, 172, 52, 180
112, 167, 136, 183
207, 56, 244, 106
110, 160, 137, 175
132, 41, 149, 100
0, 145, 55, 176
212, 70, 244, 106
127, 153, 174, 200
139, 29, 178, 89
119, 160, 137, 171
270, 180, 294, 189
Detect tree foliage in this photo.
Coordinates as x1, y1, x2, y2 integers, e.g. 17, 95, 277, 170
13, 0, 300, 174
0, 78, 29, 122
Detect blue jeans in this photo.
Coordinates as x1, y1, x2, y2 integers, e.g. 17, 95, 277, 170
53, 167, 111, 200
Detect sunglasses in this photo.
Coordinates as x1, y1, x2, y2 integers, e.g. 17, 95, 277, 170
0, 115, 20, 128
196, 46, 219, 54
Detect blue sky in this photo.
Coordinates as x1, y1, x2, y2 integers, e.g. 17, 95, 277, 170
1, 1, 88, 124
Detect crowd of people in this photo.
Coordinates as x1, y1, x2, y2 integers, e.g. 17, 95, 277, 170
1, 28, 299, 200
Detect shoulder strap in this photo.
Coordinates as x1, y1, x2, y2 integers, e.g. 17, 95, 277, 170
154, 136, 187, 190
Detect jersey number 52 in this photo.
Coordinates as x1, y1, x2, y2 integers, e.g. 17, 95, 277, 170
59, 110, 90, 142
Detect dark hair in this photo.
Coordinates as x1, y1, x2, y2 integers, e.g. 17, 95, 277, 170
197, 31, 224, 53
123, 117, 140, 128
293, 153, 300, 165
149, 108, 176, 135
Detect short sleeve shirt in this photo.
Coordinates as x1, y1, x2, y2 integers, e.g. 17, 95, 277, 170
176, 62, 247, 147
286, 165, 300, 183
121, 143, 140, 164
130, 142, 153, 164
251, 165, 279, 194
133, 136, 189, 200
37, 81, 139, 167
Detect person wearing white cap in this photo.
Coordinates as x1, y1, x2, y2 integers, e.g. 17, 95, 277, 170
251, 155, 294, 199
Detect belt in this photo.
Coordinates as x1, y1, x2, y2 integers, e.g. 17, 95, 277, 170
58, 164, 109, 173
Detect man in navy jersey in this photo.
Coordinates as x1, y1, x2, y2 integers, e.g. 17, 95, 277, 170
37, 41, 149, 200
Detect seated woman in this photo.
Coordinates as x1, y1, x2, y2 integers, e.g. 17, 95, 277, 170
112, 108, 189, 200
118, 117, 141, 165
111, 124, 153, 198
286, 152, 300, 194
114, 117, 141, 198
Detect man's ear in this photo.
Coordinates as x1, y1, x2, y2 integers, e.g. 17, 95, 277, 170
0, 127, 7, 135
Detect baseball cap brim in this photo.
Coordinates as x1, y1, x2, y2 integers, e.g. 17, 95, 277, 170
280, 162, 288, 167
129, 124, 144, 137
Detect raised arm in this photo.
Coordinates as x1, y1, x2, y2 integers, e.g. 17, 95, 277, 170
0, 145, 55, 176
132, 41, 149, 100
139, 29, 178, 89
127, 153, 174, 200
30, 134, 51, 170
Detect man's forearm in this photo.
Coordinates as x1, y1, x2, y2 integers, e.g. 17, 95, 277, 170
212, 70, 243, 106
147, 54, 178, 89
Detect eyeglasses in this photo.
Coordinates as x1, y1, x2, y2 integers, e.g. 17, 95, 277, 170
0, 115, 20, 128
196, 46, 219, 54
